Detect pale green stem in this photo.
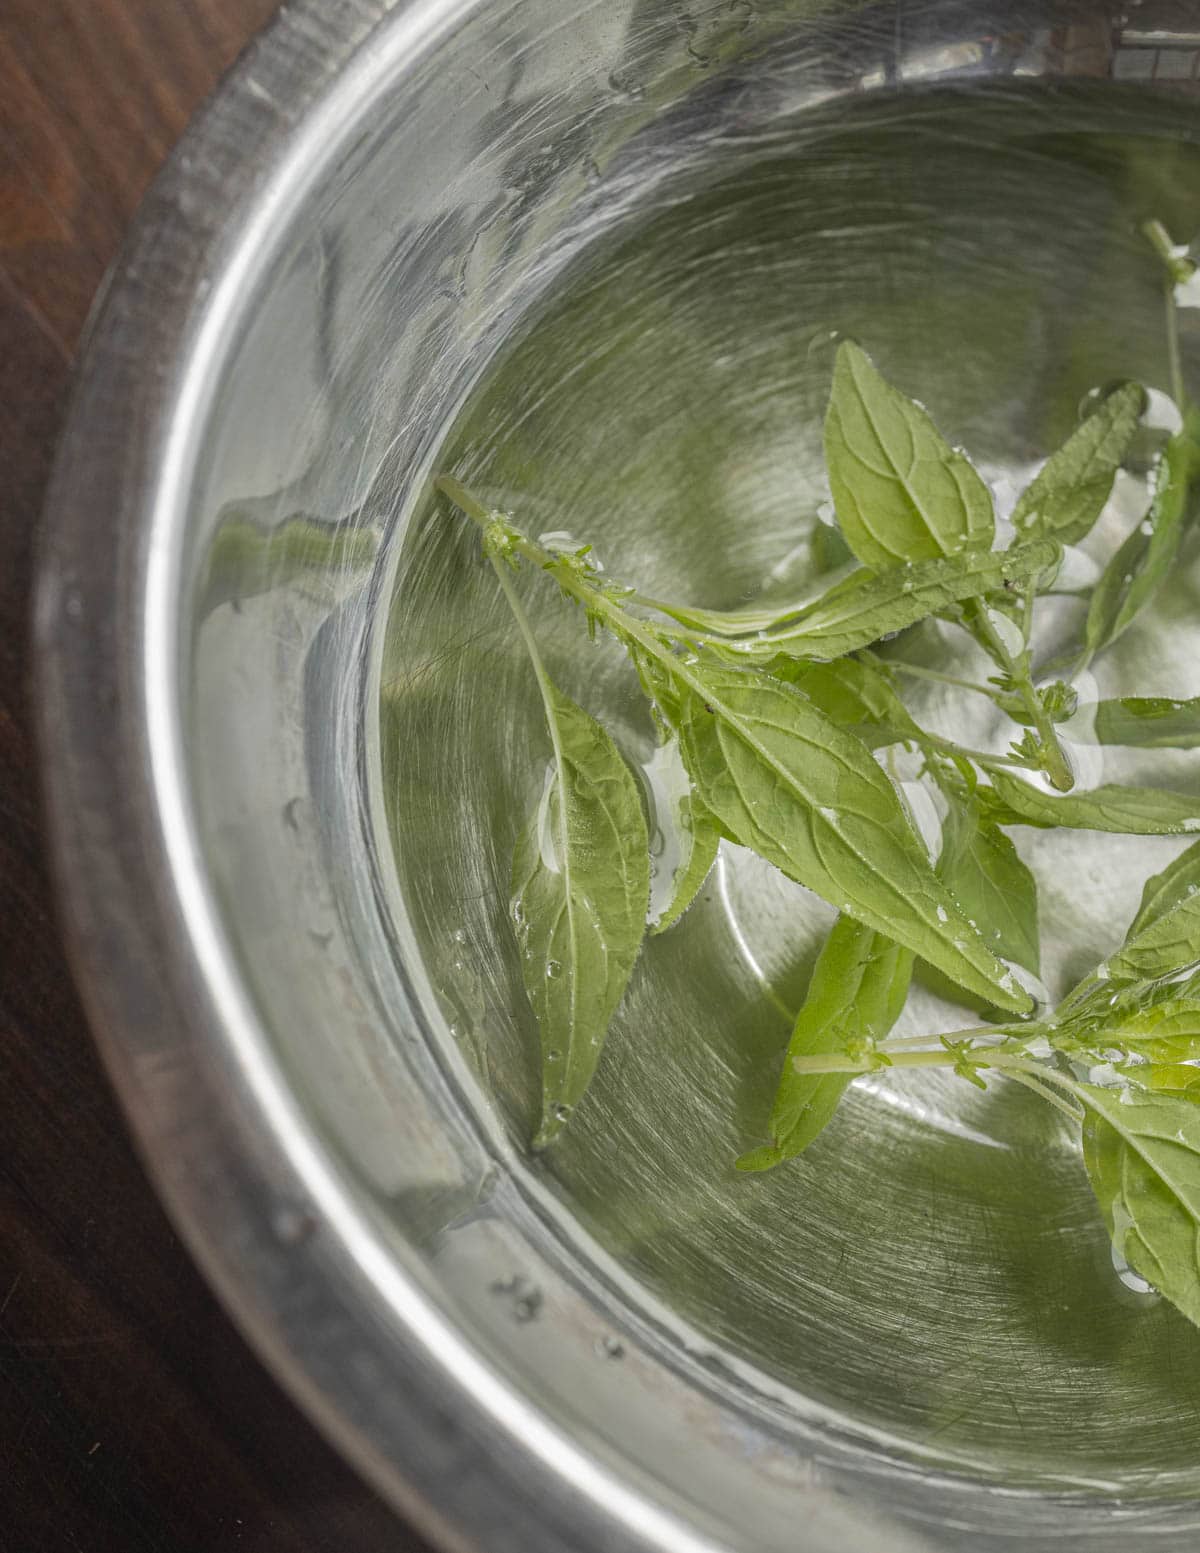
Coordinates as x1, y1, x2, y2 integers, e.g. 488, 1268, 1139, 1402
915, 729, 1033, 775
1143, 219, 1189, 408
879, 1025, 1031, 1052
1167, 283, 1185, 412
880, 657, 999, 700
491, 553, 560, 719
790, 1045, 1034, 1077
1002, 1065, 1083, 1122
963, 597, 1074, 792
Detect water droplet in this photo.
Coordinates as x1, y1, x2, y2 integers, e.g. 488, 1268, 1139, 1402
546, 1048, 562, 1064
596, 1335, 625, 1360
545, 959, 562, 980
511, 901, 525, 926
452, 927, 467, 945
553, 1103, 572, 1123
490, 1274, 543, 1323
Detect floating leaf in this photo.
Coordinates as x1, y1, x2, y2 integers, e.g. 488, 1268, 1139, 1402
1011, 383, 1144, 545
825, 340, 994, 568
737, 915, 912, 1170
675, 663, 1029, 1012
511, 682, 650, 1144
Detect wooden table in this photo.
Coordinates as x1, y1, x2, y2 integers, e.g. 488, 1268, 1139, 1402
0, 5, 431, 1548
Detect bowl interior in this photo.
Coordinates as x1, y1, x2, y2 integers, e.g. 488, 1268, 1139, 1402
175, 4, 1200, 1547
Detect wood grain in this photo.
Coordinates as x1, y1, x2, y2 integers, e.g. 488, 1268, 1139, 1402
0, 5, 431, 1548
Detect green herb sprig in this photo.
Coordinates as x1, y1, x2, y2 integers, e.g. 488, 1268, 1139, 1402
434, 219, 1200, 1329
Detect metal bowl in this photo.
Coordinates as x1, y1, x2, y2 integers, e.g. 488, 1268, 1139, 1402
36, 1, 1200, 1548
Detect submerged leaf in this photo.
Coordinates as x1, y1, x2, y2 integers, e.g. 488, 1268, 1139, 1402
720, 540, 1058, 661
651, 791, 722, 935
737, 915, 912, 1170
940, 798, 1040, 975
986, 769, 1200, 837
1130, 838, 1200, 940
1011, 383, 1144, 545
511, 683, 650, 1144
771, 655, 921, 747
1082, 1085, 1200, 1328
1105, 840, 1200, 985
1085, 417, 1200, 657
675, 663, 1029, 1012
825, 341, 994, 567
1092, 696, 1200, 749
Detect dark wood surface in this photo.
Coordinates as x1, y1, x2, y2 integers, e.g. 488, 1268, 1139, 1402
0, 5, 430, 1549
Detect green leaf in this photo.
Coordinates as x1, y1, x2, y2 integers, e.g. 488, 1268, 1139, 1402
824, 340, 994, 568
940, 797, 1040, 975
675, 663, 1030, 1013
1120, 1063, 1200, 1096
1105, 842, 1200, 985
1130, 838, 1200, 940
1095, 1000, 1200, 1063
771, 656, 920, 748
1092, 696, 1200, 749
511, 682, 650, 1145
651, 792, 722, 935
1085, 419, 1200, 657
986, 769, 1200, 837
736, 915, 912, 1170
703, 540, 1058, 661
1011, 383, 1144, 545
1082, 1085, 1200, 1328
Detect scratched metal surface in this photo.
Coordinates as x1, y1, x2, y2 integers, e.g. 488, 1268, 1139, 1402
99, 1, 1200, 1548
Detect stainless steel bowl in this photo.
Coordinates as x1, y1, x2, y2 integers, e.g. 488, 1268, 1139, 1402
36, 2, 1200, 1548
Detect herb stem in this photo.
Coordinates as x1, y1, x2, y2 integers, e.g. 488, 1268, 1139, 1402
1002, 1065, 1083, 1121
963, 597, 1075, 792
1144, 219, 1190, 409
790, 1044, 1035, 1077
489, 552, 558, 721
874, 656, 998, 700
915, 730, 1032, 775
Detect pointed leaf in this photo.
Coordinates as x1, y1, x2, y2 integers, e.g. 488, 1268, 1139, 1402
1105, 843, 1200, 986
1120, 1064, 1200, 1097
675, 664, 1029, 1012
772, 656, 921, 748
1011, 383, 1144, 545
825, 341, 994, 568
737, 915, 912, 1170
1131, 838, 1200, 940
705, 540, 1058, 660
1082, 1085, 1200, 1328
1085, 418, 1200, 656
987, 769, 1200, 837
651, 790, 722, 935
511, 683, 650, 1144
940, 798, 1040, 975
1092, 696, 1200, 749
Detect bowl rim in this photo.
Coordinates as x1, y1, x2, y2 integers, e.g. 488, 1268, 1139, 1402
32, 4, 712, 1550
